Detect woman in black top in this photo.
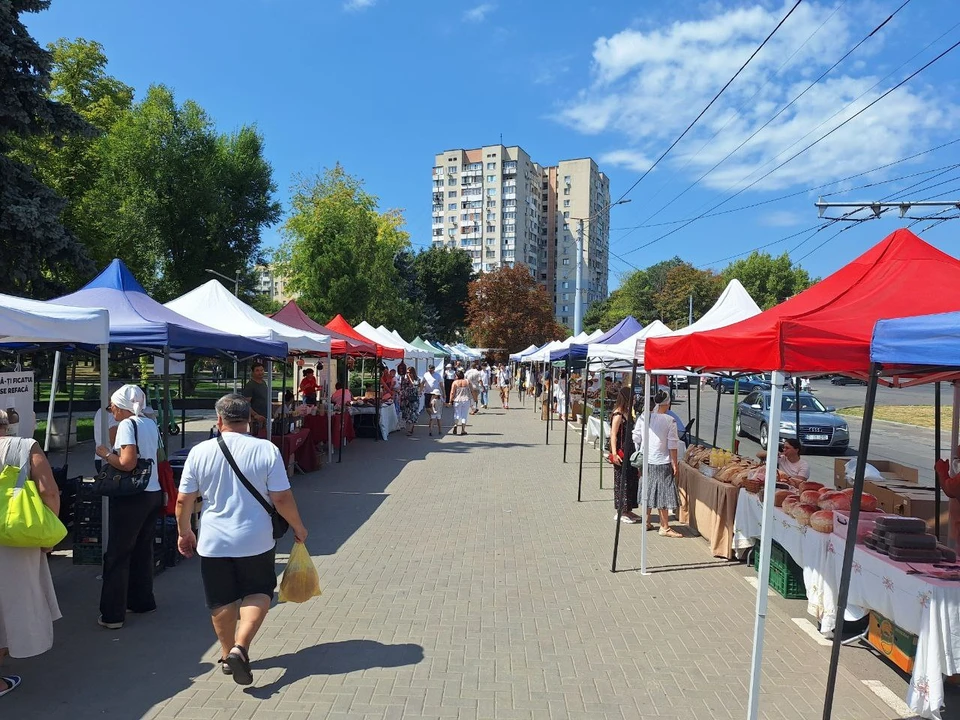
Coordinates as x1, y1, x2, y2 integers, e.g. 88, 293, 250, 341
609, 387, 641, 524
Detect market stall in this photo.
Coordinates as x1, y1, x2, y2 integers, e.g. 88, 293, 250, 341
676, 461, 742, 559
643, 229, 960, 720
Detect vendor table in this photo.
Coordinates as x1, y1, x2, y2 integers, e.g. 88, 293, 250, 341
302, 412, 355, 447
676, 461, 740, 559
584, 415, 611, 447
351, 404, 401, 440
270, 428, 317, 473
734, 489, 958, 719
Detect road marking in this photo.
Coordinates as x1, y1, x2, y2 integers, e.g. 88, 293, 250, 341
791, 617, 832, 646
743, 575, 774, 596
861, 680, 917, 718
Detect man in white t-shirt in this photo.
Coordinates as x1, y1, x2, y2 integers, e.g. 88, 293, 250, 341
465, 364, 483, 414
481, 363, 491, 409
176, 394, 307, 687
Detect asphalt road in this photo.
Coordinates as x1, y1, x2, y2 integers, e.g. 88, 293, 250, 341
672, 378, 953, 486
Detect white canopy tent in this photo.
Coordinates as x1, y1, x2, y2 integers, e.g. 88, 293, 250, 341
524, 340, 566, 363
586, 320, 673, 368
379, 327, 431, 360
509, 344, 539, 362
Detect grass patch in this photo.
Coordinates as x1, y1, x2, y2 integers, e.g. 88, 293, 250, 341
839, 405, 953, 429
33, 418, 95, 443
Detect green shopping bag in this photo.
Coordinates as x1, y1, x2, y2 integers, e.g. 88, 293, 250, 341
0, 457, 68, 548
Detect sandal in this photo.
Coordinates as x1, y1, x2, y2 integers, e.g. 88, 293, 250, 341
218, 657, 233, 676
658, 527, 683, 538
0, 676, 21, 698
646, 524, 655, 531
224, 645, 253, 686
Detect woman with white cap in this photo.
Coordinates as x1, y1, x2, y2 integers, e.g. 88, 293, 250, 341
95, 384, 162, 629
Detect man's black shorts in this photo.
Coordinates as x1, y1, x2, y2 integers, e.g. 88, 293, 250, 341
200, 548, 277, 609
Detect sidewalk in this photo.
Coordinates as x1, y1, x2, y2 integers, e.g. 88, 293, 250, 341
4, 402, 925, 719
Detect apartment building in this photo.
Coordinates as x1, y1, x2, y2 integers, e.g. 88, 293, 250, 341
255, 264, 297, 305
431, 145, 609, 327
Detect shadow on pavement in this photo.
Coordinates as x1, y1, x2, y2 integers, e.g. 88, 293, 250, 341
244, 639, 424, 699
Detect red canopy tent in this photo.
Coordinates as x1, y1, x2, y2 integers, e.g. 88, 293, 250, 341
645, 229, 960, 375
325, 314, 404, 359
271, 301, 376, 356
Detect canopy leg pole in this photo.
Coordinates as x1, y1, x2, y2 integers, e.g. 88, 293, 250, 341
612, 359, 639, 573
821, 365, 879, 720
747, 371, 785, 720
266, 361, 274, 440
339, 356, 347, 462
180, 376, 186, 449
545, 366, 551, 446
953, 382, 960, 548
599, 368, 606, 489
233, 358, 238, 393
731, 379, 740, 453
577, 365, 588, 502
686, 381, 692, 426
639, 372, 652, 575
327, 353, 333, 463
712, 382, 721, 447
695, 380, 702, 445
563, 358, 571, 462
281, 360, 288, 444
43, 350, 61, 453
935, 382, 942, 540
99, 345, 110, 557
63, 354, 77, 467
795, 377, 802, 453
162, 347, 170, 451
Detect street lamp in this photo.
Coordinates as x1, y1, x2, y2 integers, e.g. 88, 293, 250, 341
205, 267, 240, 296
572, 198, 631, 335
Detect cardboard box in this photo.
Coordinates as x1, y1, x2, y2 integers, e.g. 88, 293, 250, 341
867, 611, 917, 674
833, 459, 948, 540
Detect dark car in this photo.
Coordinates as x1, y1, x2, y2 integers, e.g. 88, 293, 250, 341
830, 375, 867, 386
736, 389, 849, 451
707, 375, 770, 394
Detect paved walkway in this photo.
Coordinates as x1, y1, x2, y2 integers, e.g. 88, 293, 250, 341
4, 402, 928, 719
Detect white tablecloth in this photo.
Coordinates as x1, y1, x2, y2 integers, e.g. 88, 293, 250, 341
584, 415, 611, 446
734, 488, 960, 719
349, 404, 401, 440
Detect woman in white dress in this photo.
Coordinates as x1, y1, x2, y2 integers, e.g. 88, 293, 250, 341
0, 409, 62, 698
553, 370, 568, 420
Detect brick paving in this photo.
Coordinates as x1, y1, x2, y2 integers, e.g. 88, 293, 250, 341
4, 405, 911, 719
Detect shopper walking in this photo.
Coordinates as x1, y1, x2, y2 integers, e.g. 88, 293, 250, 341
442, 364, 455, 404
609, 388, 641, 524
242, 362, 270, 438
632, 390, 682, 536
553, 369, 568, 420
465, 363, 482, 415
448, 370, 472, 435
497, 363, 513, 409
0, 410, 62, 698
176, 394, 307, 686
481, 363, 491, 409
94, 384, 163, 629
399, 367, 422, 436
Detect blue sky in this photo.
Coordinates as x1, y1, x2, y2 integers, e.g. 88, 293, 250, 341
26, 0, 960, 288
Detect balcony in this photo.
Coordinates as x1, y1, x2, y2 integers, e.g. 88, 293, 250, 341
503, 163, 517, 175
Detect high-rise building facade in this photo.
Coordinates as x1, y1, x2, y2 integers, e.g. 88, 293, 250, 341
432, 145, 609, 327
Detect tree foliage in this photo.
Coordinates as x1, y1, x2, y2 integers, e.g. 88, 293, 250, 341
465, 264, 564, 356
410, 246, 474, 342
721, 251, 814, 309
0, 2, 95, 297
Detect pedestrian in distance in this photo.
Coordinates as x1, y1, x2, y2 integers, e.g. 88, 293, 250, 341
609, 388, 641, 524
497, 363, 513, 409
94, 384, 164, 629
298, 368, 318, 405
176, 394, 308, 686
448, 370, 472, 435
632, 389, 682, 537
242, 362, 270, 438
465, 363, 483, 415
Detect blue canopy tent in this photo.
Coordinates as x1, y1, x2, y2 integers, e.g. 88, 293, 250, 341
53, 259, 288, 441
564, 316, 643, 362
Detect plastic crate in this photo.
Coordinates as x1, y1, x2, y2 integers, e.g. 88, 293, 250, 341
753, 540, 807, 600
73, 543, 102, 566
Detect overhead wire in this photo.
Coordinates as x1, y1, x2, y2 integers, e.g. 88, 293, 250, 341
632, 0, 910, 230
621, 34, 960, 257
609, 0, 805, 206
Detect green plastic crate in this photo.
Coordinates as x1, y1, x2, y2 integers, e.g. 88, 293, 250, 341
753, 540, 806, 600
72, 543, 102, 566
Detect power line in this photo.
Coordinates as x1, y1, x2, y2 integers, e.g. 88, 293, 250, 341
609, 137, 960, 234
634, 0, 910, 229
622, 35, 960, 257
610, 0, 804, 206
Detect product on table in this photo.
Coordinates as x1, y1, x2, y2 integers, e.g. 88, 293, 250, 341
883, 531, 937, 550
774, 489, 795, 507
875, 516, 927, 534
819, 492, 852, 511
818, 486, 835, 496
800, 489, 822, 505
887, 546, 942, 563
939, 544, 958, 563
799, 481, 824, 492
810, 509, 834, 533
792, 503, 818, 526
781, 496, 801, 515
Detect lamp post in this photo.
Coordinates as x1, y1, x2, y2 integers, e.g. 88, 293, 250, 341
205, 267, 242, 390
572, 198, 631, 335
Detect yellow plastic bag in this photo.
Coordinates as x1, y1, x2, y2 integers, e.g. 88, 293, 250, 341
278, 541, 322, 603
0, 463, 68, 548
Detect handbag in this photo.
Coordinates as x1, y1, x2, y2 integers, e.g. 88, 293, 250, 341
92, 420, 154, 497
217, 435, 289, 540
0, 439, 68, 548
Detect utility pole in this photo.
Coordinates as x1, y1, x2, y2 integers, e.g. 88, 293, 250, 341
688, 294, 693, 325
572, 198, 631, 336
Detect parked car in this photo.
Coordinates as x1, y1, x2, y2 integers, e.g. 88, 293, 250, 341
736, 389, 849, 451
830, 375, 868, 386
668, 374, 690, 390
707, 375, 770, 394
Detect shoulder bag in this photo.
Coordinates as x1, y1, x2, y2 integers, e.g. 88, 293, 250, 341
0, 439, 68, 548
92, 420, 154, 497
217, 434, 289, 540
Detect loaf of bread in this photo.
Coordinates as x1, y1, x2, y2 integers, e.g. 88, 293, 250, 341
792, 503, 818, 526
781, 496, 801, 515
810, 510, 834, 533
800, 490, 822, 505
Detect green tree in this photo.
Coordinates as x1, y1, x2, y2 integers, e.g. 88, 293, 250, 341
465, 264, 564, 358
0, 2, 95, 297
279, 165, 414, 329
84, 85, 281, 299
654, 264, 723, 327
411, 245, 474, 342
721, 251, 814, 309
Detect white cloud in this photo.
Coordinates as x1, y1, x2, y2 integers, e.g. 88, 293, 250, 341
559, 2, 960, 192
599, 149, 655, 173
760, 210, 803, 227
344, 0, 375, 10
464, 3, 496, 22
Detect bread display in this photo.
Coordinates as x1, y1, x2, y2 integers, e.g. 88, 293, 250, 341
799, 481, 824, 492
781, 496, 801, 515
792, 503, 818, 526
818, 492, 851, 512
799, 490, 822, 505
810, 510, 834, 533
